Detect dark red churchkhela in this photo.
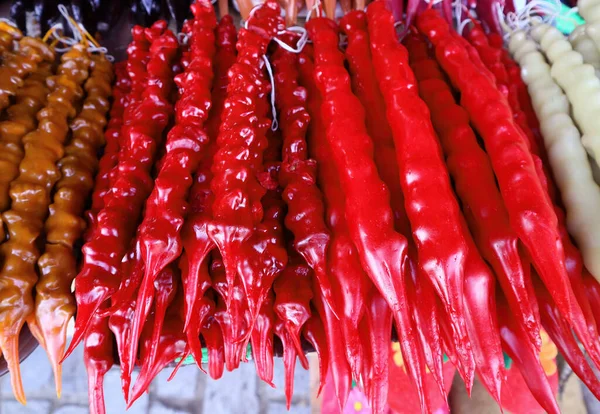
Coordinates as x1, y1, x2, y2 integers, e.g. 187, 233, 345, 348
68, 20, 178, 357
180, 13, 237, 372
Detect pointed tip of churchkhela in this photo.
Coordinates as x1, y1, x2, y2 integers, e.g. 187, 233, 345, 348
302, 314, 329, 396
29, 313, 69, 399
202, 317, 226, 380
86, 364, 107, 414
180, 253, 212, 332
535, 279, 600, 400
1, 332, 26, 405
207, 223, 251, 307
250, 298, 276, 386
340, 321, 363, 383
64, 289, 110, 361
107, 306, 135, 402
286, 323, 309, 370
128, 328, 187, 408
497, 293, 560, 414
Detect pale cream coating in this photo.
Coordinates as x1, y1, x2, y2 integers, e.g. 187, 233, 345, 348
531, 24, 600, 170
569, 25, 600, 77
508, 29, 600, 282
578, 0, 600, 53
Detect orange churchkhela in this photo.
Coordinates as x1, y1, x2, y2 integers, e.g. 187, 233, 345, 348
34, 51, 113, 397
0, 42, 90, 403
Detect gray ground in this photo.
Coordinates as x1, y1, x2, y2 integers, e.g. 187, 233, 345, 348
0, 345, 311, 414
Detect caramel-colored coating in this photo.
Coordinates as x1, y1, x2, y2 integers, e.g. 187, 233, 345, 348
0, 59, 54, 239
0, 44, 90, 404
0, 22, 22, 60
0, 38, 53, 112
34, 53, 112, 397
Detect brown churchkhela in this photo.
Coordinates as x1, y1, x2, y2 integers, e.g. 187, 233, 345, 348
0, 22, 22, 59
0, 36, 54, 112
34, 53, 113, 397
0, 43, 90, 404
0, 38, 54, 241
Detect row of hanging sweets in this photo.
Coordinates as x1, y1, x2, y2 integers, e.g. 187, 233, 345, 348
1, 0, 600, 413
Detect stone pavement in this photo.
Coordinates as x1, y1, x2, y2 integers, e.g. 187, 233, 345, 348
0, 345, 311, 414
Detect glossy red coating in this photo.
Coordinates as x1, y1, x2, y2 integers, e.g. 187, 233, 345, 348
341, 14, 445, 395
309, 17, 434, 410
407, 32, 540, 355
128, 287, 187, 407
467, 22, 600, 362
81, 62, 129, 414
179, 14, 237, 333
496, 291, 560, 414
273, 250, 312, 369
533, 276, 600, 399
275, 316, 302, 409
127, 2, 218, 384
417, 9, 600, 369
251, 291, 276, 385
133, 0, 217, 347
236, 157, 287, 330
584, 273, 600, 328
367, 3, 474, 390
201, 309, 226, 380
311, 275, 352, 412
83, 303, 114, 414
211, 253, 249, 371
302, 312, 329, 395
297, 45, 369, 382
405, 32, 506, 402
272, 38, 337, 319
207, 0, 284, 300
68, 21, 178, 356
360, 289, 393, 414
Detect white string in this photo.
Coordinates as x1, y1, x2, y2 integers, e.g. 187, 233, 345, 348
515, 0, 562, 28
243, 3, 262, 29
47, 22, 79, 51
274, 26, 308, 53
305, 0, 323, 21
263, 55, 279, 131
178, 32, 190, 45
495, 2, 522, 40
453, 0, 474, 35
88, 45, 114, 62
58, 4, 82, 43
244, 5, 312, 131
457, 18, 473, 35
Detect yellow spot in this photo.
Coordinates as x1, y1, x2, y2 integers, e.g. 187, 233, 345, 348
354, 402, 363, 411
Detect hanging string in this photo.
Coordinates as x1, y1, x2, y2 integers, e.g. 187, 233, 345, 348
243, 4, 312, 131
454, 0, 474, 35
178, 32, 190, 45
274, 26, 309, 53
42, 5, 113, 60
243, 3, 263, 29
263, 55, 279, 131
58, 4, 84, 44
305, 0, 323, 21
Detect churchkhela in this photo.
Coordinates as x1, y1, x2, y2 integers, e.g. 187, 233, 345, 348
0, 0, 599, 413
